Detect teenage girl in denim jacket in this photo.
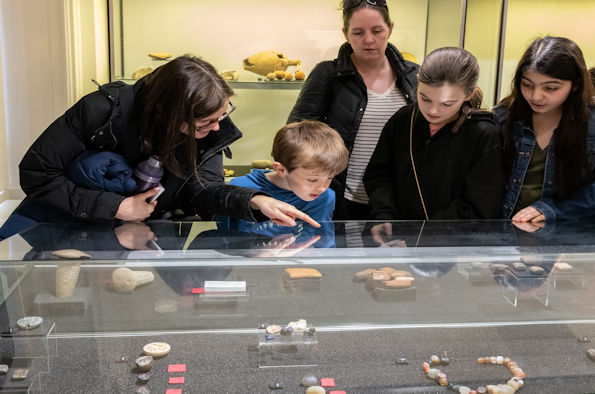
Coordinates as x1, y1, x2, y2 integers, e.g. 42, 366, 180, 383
494, 36, 595, 222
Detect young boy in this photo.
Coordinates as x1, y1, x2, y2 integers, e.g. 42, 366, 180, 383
231, 120, 348, 223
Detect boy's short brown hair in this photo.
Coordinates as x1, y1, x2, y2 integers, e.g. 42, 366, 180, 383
271, 120, 348, 175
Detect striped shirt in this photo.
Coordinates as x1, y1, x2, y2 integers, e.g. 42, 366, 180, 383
344, 86, 407, 204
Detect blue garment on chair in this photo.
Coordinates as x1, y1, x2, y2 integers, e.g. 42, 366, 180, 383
66, 150, 136, 194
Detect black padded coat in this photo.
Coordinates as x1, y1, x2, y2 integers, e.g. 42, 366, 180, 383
19, 80, 267, 222
287, 42, 419, 199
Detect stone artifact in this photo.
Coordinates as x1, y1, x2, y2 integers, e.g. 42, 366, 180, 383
220, 70, 239, 81
554, 262, 573, 271
0, 365, 7, 374
353, 268, 375, 282
512, 262, 527, 271
390, 270, 412, 278
280, 326, 294, 336
587, 348, 595, 362
16, 316, 43, 330
305, 386, 326, 394
132, 66, 154, 80
51, 249, 90, 259
425, 355, 525, 392
143, 342, 171, 358
284, 268, 322, 279
305, 327, 316, 336
148, 51, 171, 60
528, 266, 545, 275
300, 375, 319, 387
378, 267, 395, 274
242, 50, 300, 77
135, 355, 154, 372
12, 369, 28, 380
287, 319, 307, 331
137, 373, 151, 383
266, 325, 281, 335
111, 268, 155, 294
55, 263, 80, 298
268, 381, 283, 390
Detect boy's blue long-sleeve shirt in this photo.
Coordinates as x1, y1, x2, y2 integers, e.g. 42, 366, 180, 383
214, 169, 336, 247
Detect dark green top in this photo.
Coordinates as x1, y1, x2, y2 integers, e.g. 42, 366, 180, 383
514, 144, 547, 213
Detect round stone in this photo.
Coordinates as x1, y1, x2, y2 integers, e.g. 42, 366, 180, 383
586, 348, 595, 362
496, 355, 504, 364
137, 373, 151, 383
305, 386, 326, 394
280, 326, 294, 336
529, 266, 545, 274
476, 387, 487, 394
135, 355, 154, 372
300, 375, 318, 387
440, 356, 450, 365
16, 316, 43, 330
143, 342, 170, 358
458, 386, 471, 394
268, 381, 283, 390
430, 355, 441, 365
266, 325, 281, 335
427, 368, 440, 379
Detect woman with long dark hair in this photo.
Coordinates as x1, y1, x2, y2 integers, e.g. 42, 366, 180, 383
495, 36, 595, 222
4, 55, 318, 240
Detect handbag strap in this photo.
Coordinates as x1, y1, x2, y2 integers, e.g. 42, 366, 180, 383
409, 107, 429, 220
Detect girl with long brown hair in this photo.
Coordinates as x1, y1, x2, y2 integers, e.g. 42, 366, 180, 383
495, 36, 595, 222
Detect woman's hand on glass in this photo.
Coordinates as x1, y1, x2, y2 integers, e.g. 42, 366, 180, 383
249, 195, 320, 228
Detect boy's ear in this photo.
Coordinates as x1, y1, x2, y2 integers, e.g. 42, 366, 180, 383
272, 161, 288, 177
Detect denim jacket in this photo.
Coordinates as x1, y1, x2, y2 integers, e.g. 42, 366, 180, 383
496, 107, 595, 220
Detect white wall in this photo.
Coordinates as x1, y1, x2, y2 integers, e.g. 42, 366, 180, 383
0, 0, 69, 199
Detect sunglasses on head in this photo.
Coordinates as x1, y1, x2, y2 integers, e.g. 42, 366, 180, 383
343, 0, 388, 11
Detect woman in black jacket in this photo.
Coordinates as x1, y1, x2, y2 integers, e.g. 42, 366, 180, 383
364, 47, 504, 244
288, 0, 418, 220
6, 56, 317, 238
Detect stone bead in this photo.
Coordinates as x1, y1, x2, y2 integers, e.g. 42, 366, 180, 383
496, 356, 504, 364
430, 355, 441, 365
451, 384, 460, 391
305, 386, 326, 394
507, 377, 524, 390
268, 381, 283, 390
427, 368, 440, 379
436, 372, 448, 386
137, 373, 151, 383
305, 327, 316, 336
484, 356, 491, 364
469, 391, 477, 394
135, 356, 154, 372
300, 375, 319, 387
422, 361, 431, 372
477, 357, 486, 364
503, 357, 511, 364
476, 387, 487, 394
587, 348, 595, 362
280, 326, 294, 336
458, 386, 471, 394
495, 384, 515, 394
490, 356, 497, 364
512, 369, 525, 379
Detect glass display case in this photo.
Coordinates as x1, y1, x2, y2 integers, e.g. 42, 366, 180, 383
0, 219, 595, 392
